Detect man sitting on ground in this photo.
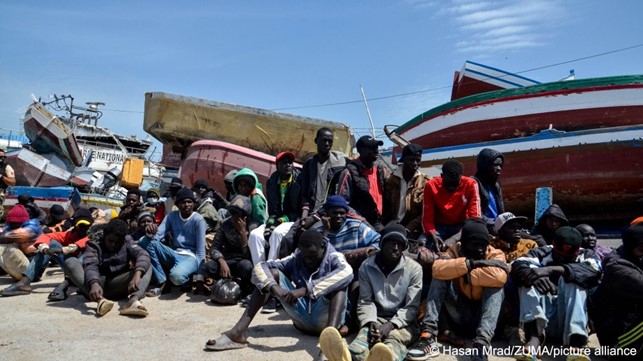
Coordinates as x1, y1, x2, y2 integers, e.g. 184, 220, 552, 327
204, 229, 353, 355
0, 205, 42, 281
320, 223, 423, 361
64, 219, 152, 317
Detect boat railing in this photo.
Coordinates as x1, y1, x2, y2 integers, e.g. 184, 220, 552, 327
0, 127, 28, 149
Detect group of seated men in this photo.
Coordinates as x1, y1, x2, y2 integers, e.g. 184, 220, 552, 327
0, 127, 641, 361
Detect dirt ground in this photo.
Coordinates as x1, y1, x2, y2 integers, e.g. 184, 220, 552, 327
1, 238, 622, 361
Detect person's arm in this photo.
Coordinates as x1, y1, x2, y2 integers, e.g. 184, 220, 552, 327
389, 262, 423, 328
465, 178, 482, 219
422, 181, 437, 235
305, 252, 353, 300
356, 263, 378, 327
82, 243, 102, 289
194, 216, 207, 264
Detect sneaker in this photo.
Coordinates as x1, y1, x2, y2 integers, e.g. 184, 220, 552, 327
319, 327, 350, 361
406, 334, 440, 360
261, 297, 278, 314
238, 294, 251, 308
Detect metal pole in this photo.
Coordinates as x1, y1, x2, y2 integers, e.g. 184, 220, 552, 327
360, 86, 377, 139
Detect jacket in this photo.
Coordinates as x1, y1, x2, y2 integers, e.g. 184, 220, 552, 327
422, 176, 481, 235
383, 166, 429, 234
471, 148, 505, 225
432, 243, 507, 301
510, 245, 602, 289
34, 229, 89, 250
252, 242, 353, 300
210, 218, 251, 261
590, 245, 643, 347
357, 254, 423, 328
334, 158, 386, 227
530, 204, 569, 246
299, 151, 349, 212
266, 167, 301, 223
83, 236, 150, 289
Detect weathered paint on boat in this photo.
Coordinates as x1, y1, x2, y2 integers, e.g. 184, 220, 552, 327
144, 92, 354, 164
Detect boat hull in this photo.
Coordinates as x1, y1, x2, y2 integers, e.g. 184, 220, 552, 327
396, 75, 643, 148
386, 126, 643, 226
3, 186, 80, 216
144, 92, 354, 164
23, 102, 84, 166
7, 148, 72, 187
179, 140, 301, 193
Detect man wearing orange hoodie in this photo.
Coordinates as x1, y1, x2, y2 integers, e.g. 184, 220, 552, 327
407, 219, 507, 361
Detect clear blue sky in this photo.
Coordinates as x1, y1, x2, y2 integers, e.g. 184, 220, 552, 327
2, 0, 642, 157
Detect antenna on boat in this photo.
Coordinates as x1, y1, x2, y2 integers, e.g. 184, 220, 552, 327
359, 85, 377, 139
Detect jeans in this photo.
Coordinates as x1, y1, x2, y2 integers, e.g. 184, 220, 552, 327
24, 240, 77, 282
248, 222, 293, 264
422, 278, 504, 346
138, 238, 199, 286
276, 271, 346, 335
518, 277, 589, 345
64, 257, 153, 300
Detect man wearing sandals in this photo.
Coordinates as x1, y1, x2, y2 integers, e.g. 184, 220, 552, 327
319, 223, 423, 361
64, 219, 152, 317
511, 226, 602, 361
204, 229, 353, 357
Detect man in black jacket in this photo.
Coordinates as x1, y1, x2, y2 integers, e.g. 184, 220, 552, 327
471, 148, 504, 234
64, 219, 152, 317
511, 226, 601, 360
589, 224, 643, 360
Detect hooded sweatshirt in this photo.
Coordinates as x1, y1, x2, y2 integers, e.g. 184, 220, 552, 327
233, 168, 268, 230
472, 148, 505, 224
531, 204, 569, 246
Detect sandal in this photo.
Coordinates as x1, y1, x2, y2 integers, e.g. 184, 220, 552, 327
97, 299, 115, 317
0, 283, 32, 297
204, 334, 248, 351
48, 280, 69, 301
119, 300, 149, 317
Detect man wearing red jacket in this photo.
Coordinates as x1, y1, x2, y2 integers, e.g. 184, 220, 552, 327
422, 159, 481, 251
0, 208, 93, 297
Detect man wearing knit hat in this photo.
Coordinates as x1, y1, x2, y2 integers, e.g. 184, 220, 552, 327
383, 144, 429, 240
408, 219, 507, 361
590, 224, 643, 359
0, 207, 94, 298
0, 205, 43, 281
138, 187, 207, 295
320, 223, 423, 361
511, 226, 602, 361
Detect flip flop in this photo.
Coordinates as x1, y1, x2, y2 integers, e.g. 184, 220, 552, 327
145, 287, 162, 297
204, 334, 248, 351
366, 343, 394, 361
97, 299, 115, 317
119, 300, 149, 317
0, 284, 31, 297
319, 327, 351, 361
48, 281, 69, 301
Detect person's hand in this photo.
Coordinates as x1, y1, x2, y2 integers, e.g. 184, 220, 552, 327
533, 277, 557, 295
89, 282, 103, 302
37, 243, 50, 255
299, 216, 315, 230
128, 271, 142, 294
321, 215, 331, 231
429, 233, 446, 252
232, 215, 247, 233
218, 259, 231, 278
281, 287, 307, 305
61, 244, 79, 255
145, 224, 158, 237
368, 323, 381, 346
525, 267, 552, 284
472, 259, 510, 273
379, 322, 395, 340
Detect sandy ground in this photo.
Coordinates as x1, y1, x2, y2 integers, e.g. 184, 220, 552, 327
0, 240, 622, 361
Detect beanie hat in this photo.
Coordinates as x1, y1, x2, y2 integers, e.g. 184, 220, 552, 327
6, 204, 30, 224
379, 223, 408, 248
17, 194, 33, 205
224, 170, 238, 184
461, 219, 490, 244
49, 204, 67, 223
622, 224, 643, 256
137, 211, 154, 223
193, 179, 209, 189
72, 208, 95, 227
553, 226, 582, 247
227, 195, 251, 217
175, 187, 195, 203
170, 177, 183, 188
146, 188, 161, 198
323, 195, 349, 211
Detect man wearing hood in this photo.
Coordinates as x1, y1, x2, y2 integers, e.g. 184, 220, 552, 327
144, 188, 164, 224
590, 224, 643, 360
472, 148, 505, 233
0, 149, 16, 219
530, 204, 569, 246
233, 168, 268, 231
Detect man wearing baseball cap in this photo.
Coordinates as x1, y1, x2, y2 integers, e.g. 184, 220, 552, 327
334, 135, 386, 231
510, 226, 601, 360
490, 212, 538, 262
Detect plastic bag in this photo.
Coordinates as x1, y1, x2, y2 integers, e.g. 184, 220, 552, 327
210, 278, 241, 305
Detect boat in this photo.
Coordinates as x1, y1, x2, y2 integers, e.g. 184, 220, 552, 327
393, 61, 643, 149
179, 139, 301, 193
3, 186, 81, 216
144, 92, 355, 166
22, 100, 84, 166
386, 61, 643, 226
